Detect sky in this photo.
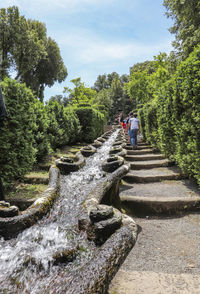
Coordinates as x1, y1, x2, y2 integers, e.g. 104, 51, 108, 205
1, 0, 174, 101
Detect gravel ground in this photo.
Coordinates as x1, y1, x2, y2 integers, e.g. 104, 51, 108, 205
108, 213, 200, 294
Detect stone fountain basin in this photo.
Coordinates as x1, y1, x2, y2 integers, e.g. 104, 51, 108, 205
80, 145, 97, 157
109, 146, 123, 155
55, 151, 86, 174
102, 155, 124, 173
92, 140, 103, 148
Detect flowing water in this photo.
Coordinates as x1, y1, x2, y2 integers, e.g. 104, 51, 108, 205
0, 130, 118, 294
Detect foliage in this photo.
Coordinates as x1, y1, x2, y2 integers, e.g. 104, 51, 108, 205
45, 100, 81, 149
64, 78, 97, 106
125, 70, 150, 107
31, 37, 67, 101
93, 88, 112, 119
48, 95, 70, 107
33, 100, 52, 161
138, 45, 200, 186
0, 78, 37, 184
74, 106, 105, 143
93, 72, 131, 118
163, 0, 200, 59
109, 76, 124, 117
130, 60, 156, 75
93, 74, 109, 92
141, 99, 159, 148
171, 45, 200, 181
0, 6, 67, 101
156, 79, 177, 160
64, 107, 81, 144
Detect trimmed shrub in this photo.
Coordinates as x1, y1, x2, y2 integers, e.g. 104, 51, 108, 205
156, 79, 177, 160
171, 46, 200, 182
139, 45, 200, 185
64, 107, 81, 144
138, 107, 146, 140
74, 106, 105, 143
33, 100, 52, 160
141, 99, 159, 148
45, 100, 69, 149
0, 78, 37, 184
45, 101, 81, 149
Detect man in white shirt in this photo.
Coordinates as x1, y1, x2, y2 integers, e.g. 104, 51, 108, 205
128, 112, 140, 149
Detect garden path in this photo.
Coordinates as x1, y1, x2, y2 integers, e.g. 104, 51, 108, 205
109, 139, 200, 294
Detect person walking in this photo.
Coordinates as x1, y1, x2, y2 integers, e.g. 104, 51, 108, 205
0, 86, 8, 201
128, 112, 140, 149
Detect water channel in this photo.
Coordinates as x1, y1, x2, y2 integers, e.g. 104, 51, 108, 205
0, 130, 119, 293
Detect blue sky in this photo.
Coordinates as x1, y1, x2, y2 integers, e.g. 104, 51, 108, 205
1, 0, 174, 100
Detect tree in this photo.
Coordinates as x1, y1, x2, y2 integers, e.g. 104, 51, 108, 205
0, 78, 37, 184
109, 77, 124, 117
64, 78, 97, 106
0, 6, 67, 101
163, 0, 200, 59
31, 37, 67, 101
126, 54, 170, 109
130, 60, 155, 75
48, 95, 70, 107
0, 6, 24, 79
93, 88, 112, 113
93, 74, 108, 92
107, 72, 119, 87
125, 70, 150, 107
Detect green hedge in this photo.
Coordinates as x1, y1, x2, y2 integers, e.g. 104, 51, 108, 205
45, 100, 81, 148
139, 45, 200, 185
64, 107, 81, 144
171, 46, 200, 181
74, 106, 105, 142
140, 99, 159, 148
0, 78, 37, 184
156, 79, 177, 160
0, 80, 107, 186
33, 100, 52, 160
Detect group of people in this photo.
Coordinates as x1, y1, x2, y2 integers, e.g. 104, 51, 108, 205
118, 112, 140, 149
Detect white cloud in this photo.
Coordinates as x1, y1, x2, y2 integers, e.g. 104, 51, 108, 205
57, 29, 173, 64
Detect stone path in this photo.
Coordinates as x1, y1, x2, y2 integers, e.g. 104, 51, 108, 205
108, 140, 200, 294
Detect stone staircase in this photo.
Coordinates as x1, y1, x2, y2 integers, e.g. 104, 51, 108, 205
120, 141, 200, 215
108, 139, 200, 294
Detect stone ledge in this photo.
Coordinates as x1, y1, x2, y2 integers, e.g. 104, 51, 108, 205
78, 164, 131, 245
0, 165, 60, 239
63, 225, 137, 294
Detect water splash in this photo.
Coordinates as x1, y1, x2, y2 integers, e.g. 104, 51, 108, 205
0, 129, 119, 293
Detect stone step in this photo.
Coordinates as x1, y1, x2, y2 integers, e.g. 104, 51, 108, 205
120, 180, 200, 215
122, 167, 183, 183
129, 159, 171, 170
126, 149, 154, 155
125, 141, 148, 145
125, 154, 165, 162
125, 145, 151, 150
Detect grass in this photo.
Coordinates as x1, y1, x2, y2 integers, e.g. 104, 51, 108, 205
5, 144, 85, 204
6, 182, 48, 201
24, 170, 48, 178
